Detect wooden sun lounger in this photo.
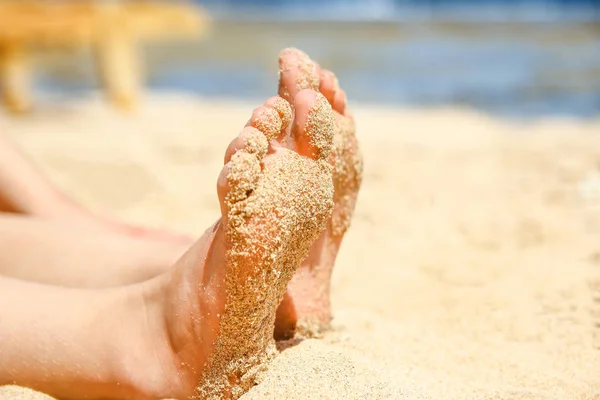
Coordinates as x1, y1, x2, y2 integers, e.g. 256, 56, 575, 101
0, 1, 210, 113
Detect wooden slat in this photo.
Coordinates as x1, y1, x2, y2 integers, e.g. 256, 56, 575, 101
0, 1, 210, 113
0, 1, 209, 45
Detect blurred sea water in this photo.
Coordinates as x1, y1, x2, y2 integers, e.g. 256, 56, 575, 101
37, 0, 600, 118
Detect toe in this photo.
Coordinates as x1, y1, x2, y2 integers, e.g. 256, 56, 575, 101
291, 89, 334, 161
278, 48, 321, 105
224, 127, 269, 164
332, 88, 347, 116
219, 131, 265, 217
246, 105, 283, 141
263, 96, 293, 139
318, 69, 338, 109
223, 152, 261, 208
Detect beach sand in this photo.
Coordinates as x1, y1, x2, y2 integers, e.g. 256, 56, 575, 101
1, 94, 599, 399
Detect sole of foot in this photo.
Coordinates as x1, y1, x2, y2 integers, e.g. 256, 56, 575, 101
274, 48, 364, 340
124, 89, 336, 399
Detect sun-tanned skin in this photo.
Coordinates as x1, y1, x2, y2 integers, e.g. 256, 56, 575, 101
0, 88, 335, 399
0, 48, 362, 339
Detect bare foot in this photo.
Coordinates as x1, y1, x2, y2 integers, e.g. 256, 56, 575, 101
274, 48, 363, 339
4, 90, 335, 400
146, 89, 334, 398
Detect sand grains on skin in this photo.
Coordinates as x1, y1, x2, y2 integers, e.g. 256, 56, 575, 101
196, 92, 335, 399
329, 113, 363, 237
278, 47, 363, 237
274, 48, 364, 339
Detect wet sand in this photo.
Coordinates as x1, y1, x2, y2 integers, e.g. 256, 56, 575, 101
1, 93, 600, 399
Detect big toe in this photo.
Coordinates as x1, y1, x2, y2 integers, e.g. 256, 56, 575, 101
278, 48, 321, 104
290, 89, 335, 161
217, 128, 268, 218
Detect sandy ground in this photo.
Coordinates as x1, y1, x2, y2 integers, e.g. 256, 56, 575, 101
1, 94, 600, 399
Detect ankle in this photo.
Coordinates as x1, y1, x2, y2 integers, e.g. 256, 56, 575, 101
105, 280, 190, 399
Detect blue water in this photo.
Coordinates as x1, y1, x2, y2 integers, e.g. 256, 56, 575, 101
198, 0, 600, 22
38, 0, 600, 118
